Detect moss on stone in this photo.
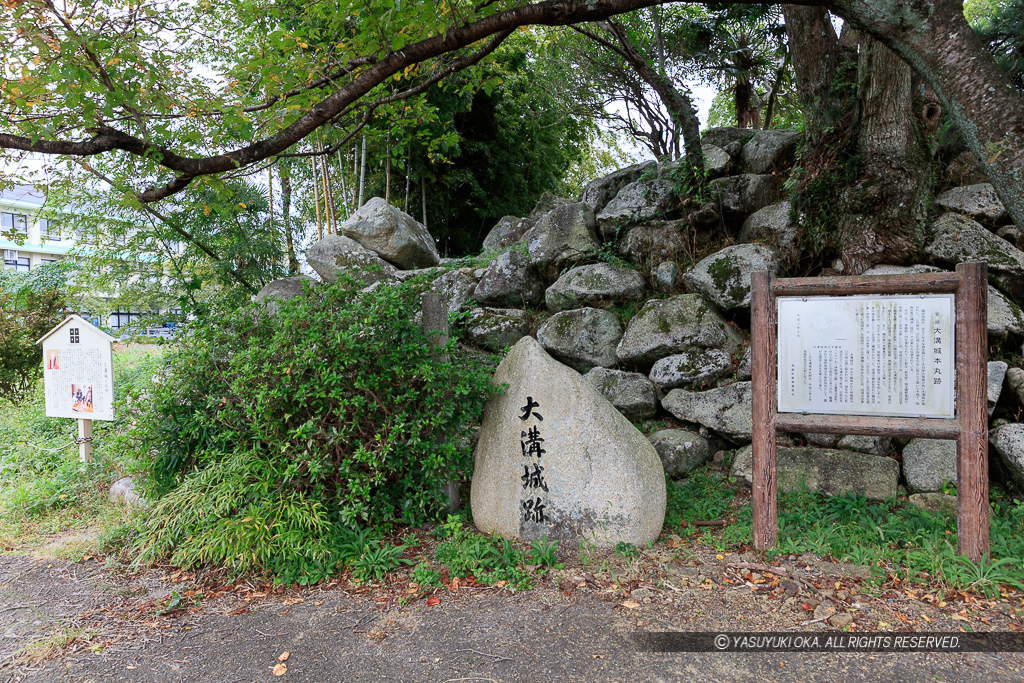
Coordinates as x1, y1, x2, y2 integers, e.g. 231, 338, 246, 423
706, 255, 738, 293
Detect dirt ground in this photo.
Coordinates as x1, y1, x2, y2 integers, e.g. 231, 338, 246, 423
4, 540, 1024, 683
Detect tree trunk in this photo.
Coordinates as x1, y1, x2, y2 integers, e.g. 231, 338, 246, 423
835, 35, 932, 274
783, 6, 849, 147
827, 0, 1024, 230
280, 165, 299, 275
762, 51, 791, 130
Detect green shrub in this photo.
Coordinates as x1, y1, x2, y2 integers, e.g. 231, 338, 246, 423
0, 273, 66, 404
433, 516, 533, 590
122, 273, 498, 582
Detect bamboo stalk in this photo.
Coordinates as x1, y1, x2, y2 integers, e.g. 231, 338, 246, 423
310, 155, 323, 240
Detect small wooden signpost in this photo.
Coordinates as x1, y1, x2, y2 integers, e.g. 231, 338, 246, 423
36, 315, 116, 463
750, 262, 989, 561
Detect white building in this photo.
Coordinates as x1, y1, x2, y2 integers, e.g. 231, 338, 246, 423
0, 184, 173, 332
0, 184, 70, 271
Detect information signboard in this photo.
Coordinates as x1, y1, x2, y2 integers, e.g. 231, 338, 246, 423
776, 295, 955, 418
750, 264, 990, 562
37, 315, 115, 422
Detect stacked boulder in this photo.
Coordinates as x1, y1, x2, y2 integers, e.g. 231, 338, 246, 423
271, 126, 1024, 505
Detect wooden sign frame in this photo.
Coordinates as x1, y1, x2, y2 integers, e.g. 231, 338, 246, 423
750, 262, 989, 561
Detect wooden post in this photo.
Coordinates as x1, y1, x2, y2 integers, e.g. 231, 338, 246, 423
421, 292, 459, 513
78, 418, 93, 463
750, 271, 777, 550
955, 261, 989, 560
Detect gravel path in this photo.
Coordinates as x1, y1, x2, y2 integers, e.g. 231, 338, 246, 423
3, 548, 1024, 682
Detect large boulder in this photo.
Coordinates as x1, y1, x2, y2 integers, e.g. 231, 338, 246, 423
584, 367, 658, 421
617, 294, 744, 365
470, 337, 666, 546
990, 423, 1024, 491
473, 249, 545, 308
732, 446, 899, 500
536, 307, 622, 372
701, 126, 753, 149
431, 270, 476, 314
1007, 367, 1024, 406
595, 178, 680, 241
338, 197, 439, 269
703, 144, 732, 178
649, 348, 734, 390
740, 130, 801, 175
306, 234, 398, 285
527, 201, 601, 279
661, 382, 753, 444
545, 263, 647, 312
990, 360, 1009, 416
902, 439, 957, 493
682, 243, 781, 312
934, 183, 1008, 224
708, 174, 783, 220
988, 287, 1024, 344
579, 161, 656, 214
618, 221, 691, 268
909, 493, 957, 514
482, 216, 535, 252
738, 201, 799, 254
649, 429, 711, 477
528, 191, 573, 219
861, 264, 1024, 344
254, 275, 317, 314
465, 308, 530, 352
837, 435, 891, 455
925, 213, 1024, 302
653, 261, 679, 292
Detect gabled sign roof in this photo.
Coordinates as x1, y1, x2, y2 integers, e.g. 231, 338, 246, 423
35, 314, 117, 345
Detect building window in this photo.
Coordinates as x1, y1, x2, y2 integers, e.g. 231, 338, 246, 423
3, 251, 29, 272
108, 311, 143, 329
1, 212, 28, 236
39, 218, 61, 242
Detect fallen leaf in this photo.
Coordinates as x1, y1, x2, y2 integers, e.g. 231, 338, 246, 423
450, 577, 460, 592
313, 601, 323, 606
426, 597, 440, 606
278, 652, 289, 662
620, 601, 641, 610
273, 663, 287, 676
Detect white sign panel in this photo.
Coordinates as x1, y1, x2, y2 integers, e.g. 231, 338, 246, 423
777, 295, 955, 418
39, 316, 115, 421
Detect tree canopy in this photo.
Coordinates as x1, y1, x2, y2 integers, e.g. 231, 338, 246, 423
2, 0, 1023, 230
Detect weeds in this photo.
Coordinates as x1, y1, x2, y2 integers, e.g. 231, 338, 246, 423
673, 463, 1024, 596
433, 516, 533, 590
529, 535, 562, 568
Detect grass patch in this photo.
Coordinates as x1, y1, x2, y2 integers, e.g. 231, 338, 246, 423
665, 464, 1024, 597
0, 346, 163, 552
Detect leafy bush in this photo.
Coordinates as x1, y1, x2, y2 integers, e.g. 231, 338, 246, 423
122, 273, 498, 582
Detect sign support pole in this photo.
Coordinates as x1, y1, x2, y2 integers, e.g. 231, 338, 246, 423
751, 271, 777, 551
955, 262, 989, 561
78, 418, 93, 463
